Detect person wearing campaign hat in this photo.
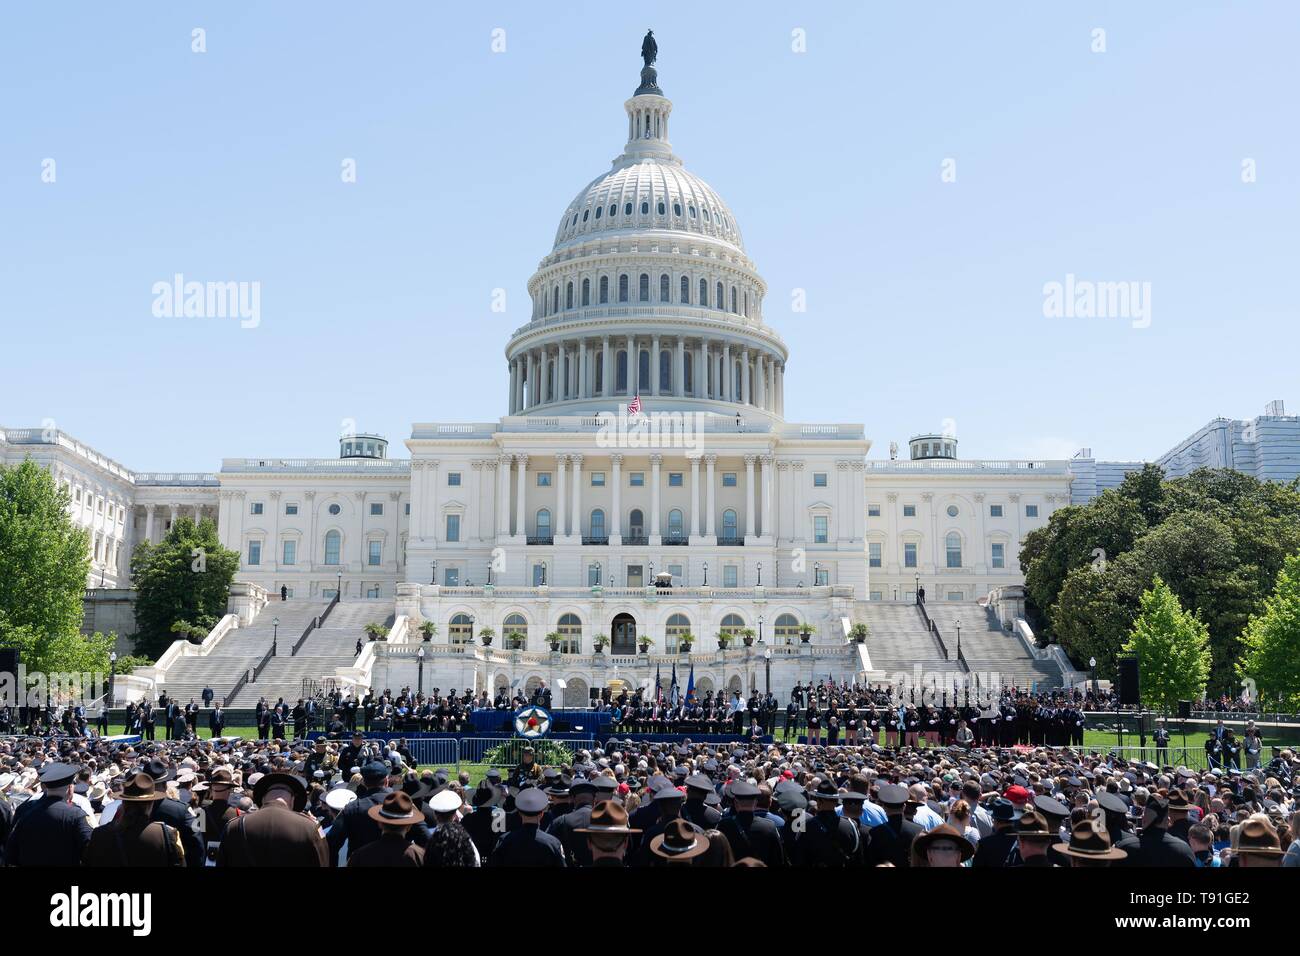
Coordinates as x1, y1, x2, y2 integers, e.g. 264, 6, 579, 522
347, 792, 427, 867
575, 799, 642, 867
649, 817, 711, 865
1233, 815, 1285, 867
488, 786, 565, 867
325, 759, 393, 866
84, 772, 186, 867
716, 780, 785, 868
1054, 817, 1128, 867
865, 783, 922, 868
911, 823, 975, 867
217, 772, 327, 867
3, 762, 93, 866
1006, 809, 1056, 867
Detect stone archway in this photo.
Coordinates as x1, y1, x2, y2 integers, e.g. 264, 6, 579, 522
611, 612, 637, 655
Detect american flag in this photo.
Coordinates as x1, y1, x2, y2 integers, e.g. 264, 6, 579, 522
628, 394, 641, 416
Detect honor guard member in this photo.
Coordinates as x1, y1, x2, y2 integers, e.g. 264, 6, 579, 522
838, 790, 875, 866
84, 772, 186, 866
217, 772, 328, 867
4, 762, 94, 866
793, 779, 862, 866
488, 786, 566, 866
682, 774, 722, 829
716, 780, 785, 867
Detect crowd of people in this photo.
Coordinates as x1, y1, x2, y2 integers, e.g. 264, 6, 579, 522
3, 723, 1298, 867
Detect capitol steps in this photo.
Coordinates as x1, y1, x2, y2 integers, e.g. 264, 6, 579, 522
923, 602, 1065, 691
859, 603, 951, 678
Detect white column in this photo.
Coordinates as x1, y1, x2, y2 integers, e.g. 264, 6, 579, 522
555, 454, 567, 538
579, 340, 589, 398
744, 454, 757, 537
610, 455, 623, 540
741, 351, 752, 406
602, 336, 612, 396
722, 343, 732, 402
689, 455, 701, 537
755, 354, 765, 409
627, 335, 635, 394
496, 456, 511, 539
144, 505, 155, 543
514, 454, 528, 538
649, 453, 662, 542
761, 454, 773, 537
704, 454, 717, 536
650, 335, 660, 396
570, 454, 583, 540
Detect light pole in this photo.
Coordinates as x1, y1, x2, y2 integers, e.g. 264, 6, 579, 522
757, 561, 762, 586
955, 620, 961, 661
914, 573, 920, 604
417, 645, 425, 696
336, 570, 342, 599
108, 651, 117, 708
758, 613, 765, 645
272, 617, 279, 657
486, 561, 492, 586
764, 647, 772, 698
1089, 657, 1097, 695
702, 561, 708, 586
814, 561, 821, 586
594, 561, 601, 588
431, 560, 437, 585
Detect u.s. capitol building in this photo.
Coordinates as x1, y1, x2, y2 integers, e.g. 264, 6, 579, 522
4, 43, 1297, 708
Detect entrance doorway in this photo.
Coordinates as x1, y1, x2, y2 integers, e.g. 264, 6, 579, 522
611, 612, 637, 655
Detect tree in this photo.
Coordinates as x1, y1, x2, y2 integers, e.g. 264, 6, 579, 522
1237, 552, 1300, 712
131, 517, 239, 659
0, 459, 90, 642
1122, 576, 1212, 714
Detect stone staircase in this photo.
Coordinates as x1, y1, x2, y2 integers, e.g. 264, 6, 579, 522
859, 603, 950, 678
924, 601, 1064, 690
232, 600, 391, 706
155, 600, 329, 707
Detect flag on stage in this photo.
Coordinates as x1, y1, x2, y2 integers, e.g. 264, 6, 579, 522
686, 663, 696, 704
655, 663, 663, 704
628, 394, 642, 416
670, 662, 679, 706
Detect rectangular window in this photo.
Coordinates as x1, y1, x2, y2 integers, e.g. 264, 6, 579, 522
590, 472, 605, 486
1026, 504, 1039, 518
404, 503, 410, 515
668, 472, 683, 487
668, 563, 684, 585
722, 472, 737, 487
247, 540, 261, 566
870, 591, 883, 601
814, 515, 829, 543
868, 504, 881, 517
723, 565, 738, 588
282, 540, 296, 565
991, 542, 1005, 568
367, 586, 381, 599
322, 588, 338, 600
990, 504, 1003, 517
370, 502, 384, 516
537, 472, 552, 487
869, 542, 882, 567
627, 564, 644, 587
443, 567, 459, 587
629, 472, 644, 487
947, 591, 964, 602
533, 564, 547, 586
285, 503, 299, 516
368, 541, 382, 566
282, 587, 295, 599
904, 542, 918, 568
814, 567, 829, 586
251, 502, 264, 515
903, 504, 916, 517
588, 563, 601, 587
445, 514, 460, 542
813, 473, 828, 487
447, 472, 461, 486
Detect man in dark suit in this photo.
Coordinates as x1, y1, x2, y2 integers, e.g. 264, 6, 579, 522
326, 761, 392, 865
1127, 795, 1196, 867
488, 787, 565, 866
547, 778, 599, 867
462, 782, 507, 862
201, 685, 214, 708
217, 772, 327, 866
865, 784, 923, 868
716, 780, 785, 866
3, 763, 93, 866
209, 702, 226, 738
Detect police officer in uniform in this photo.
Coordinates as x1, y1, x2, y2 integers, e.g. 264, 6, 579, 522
681, 773, 722, 829
716, 780, 785, 867
488, 787, 565, 866
3, 762, 93, 866
217, 772, 328, 866
326, 760, 392, 865
793, 780, 862, 866
141, 758, 206, 867
85, 772, 186, 866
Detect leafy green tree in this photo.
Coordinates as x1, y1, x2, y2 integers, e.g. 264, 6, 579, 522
131, 517, 239, 659
1237, 553, 1300, 711
1122, 576, 1212, 714
0, 459, 91, 641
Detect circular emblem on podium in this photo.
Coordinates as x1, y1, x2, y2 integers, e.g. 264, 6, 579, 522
514, 705, 552, 738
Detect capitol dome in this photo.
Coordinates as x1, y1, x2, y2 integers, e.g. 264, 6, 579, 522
504, 36, 786, 421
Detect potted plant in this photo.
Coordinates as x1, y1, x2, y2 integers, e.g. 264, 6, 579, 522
849, 622, 869, 644
364, 622, 389, 642
506, 630, 527, 651
546, 631, 562, 652
677, 631, 694, 654
717, 631, 733, 651
798, 622, 816, 644
638, 635, 654, 654
740, 627, 756, 648
418, 621, 437, 642
478, 625, 495, 647
592, 633, 608, 653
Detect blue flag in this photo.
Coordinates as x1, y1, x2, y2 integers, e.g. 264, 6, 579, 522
686, 664, 696, 705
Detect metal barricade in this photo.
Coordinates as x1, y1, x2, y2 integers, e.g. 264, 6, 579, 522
459, 737, 596, 766
403, 737, 461, 769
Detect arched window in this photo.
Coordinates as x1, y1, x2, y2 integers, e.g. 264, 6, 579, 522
589, 508, 605, 539
775, 613, 800, 645
616, 350, 628, 392
657, 200, 665, 215
595, 354, 604, 393
618, 274, 629, 303
699, 279, 709, 307
730, 286, 737, 313
582, 209, 589, 222
659, 273, 670, 302
673, 202, 682, 216
624, 202, 632, 215
946, 532, 962, 568
720, 613, 746, 641
553, 286, 559, 313
557, 612, 581, 654
608, 204, 616, 218
722, 509, 738, 538
667, 509, 684, 538
449, 613, 473, 645
716, 282, 724, 310
680, 275, 690, 303
565, 281, 574, 310
688, 204, 696, 218
536, 509, 552, 539
638, 349, 650, 391
581, 277, 590, 306
503, 613, 528, 650
683, 356, 693, 394
659, 350, 671, 392
639, 273, 650, 302
641, 200, 649, 214
665, 613, 691, 654
324, 530, 341, 565
599, 275, 609, 304
595, 205, 602, 219
629, 509, 644, 537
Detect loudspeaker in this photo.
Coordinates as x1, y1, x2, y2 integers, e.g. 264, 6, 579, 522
1117, 657, 1141, 707
1177, 700, 1192, 720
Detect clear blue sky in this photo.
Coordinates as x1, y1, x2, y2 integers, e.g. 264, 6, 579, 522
2, 2, 1297, 472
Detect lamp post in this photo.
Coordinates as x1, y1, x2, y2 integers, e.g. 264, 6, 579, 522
955, 620, 961, 661
814, 561, 821, 586
758, 613, 765, 645
702, 561, 708, 586
486, 561, 492, 586
108, 651, 117, 708
914, 573, 920, 604
272, 617, 279, 657
468, 615, 475, 644
648, 561, 654, 587
594, 561, 601, 588
417, 645, 425, 696
764, 646, 772, 698
757, 561, 762, 586
431, 560, 437, 585
336, 570, 342, 599
1089, 657, 1097, 695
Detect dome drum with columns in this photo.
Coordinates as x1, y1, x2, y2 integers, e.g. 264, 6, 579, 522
506, 52, 784, 420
